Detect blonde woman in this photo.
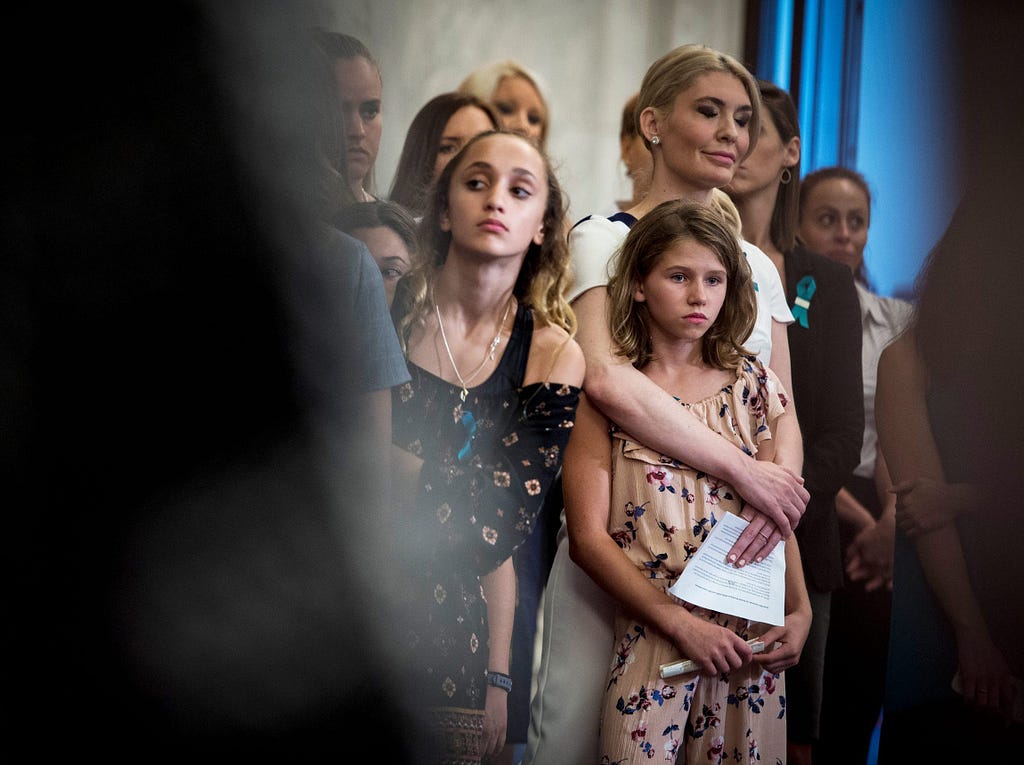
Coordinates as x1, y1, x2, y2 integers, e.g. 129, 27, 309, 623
459, 60, 550, 147
526, 43, 807, 765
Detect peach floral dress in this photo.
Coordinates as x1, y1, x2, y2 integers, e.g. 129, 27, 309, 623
598, 356, 789, 765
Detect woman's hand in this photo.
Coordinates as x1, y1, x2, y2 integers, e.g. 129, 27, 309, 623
727, 387, 807, 566
954, 624, 1016, 716
726, 504, 785, 568
844, 513, 895, 592
481, 686, 508, 759
891, 477, 972, 537
734, 460, 808, 540
754, 604, 812, 675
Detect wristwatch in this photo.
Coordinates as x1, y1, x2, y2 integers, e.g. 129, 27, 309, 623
486, 670, 513, 692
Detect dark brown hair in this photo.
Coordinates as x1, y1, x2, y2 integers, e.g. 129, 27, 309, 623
388, 92, 498, 217
312, 29, 379, 75
758, 80, 801, 253
312, 30, 382, 196
333, 200, 418, 255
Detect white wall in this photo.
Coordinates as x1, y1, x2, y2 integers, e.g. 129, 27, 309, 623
326, 0, 747, 223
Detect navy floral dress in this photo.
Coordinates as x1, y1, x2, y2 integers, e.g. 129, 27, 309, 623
392, 303, 579, 764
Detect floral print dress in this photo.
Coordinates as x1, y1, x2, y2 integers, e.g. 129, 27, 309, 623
392, 304, 580, 765
599, 357, 789, 765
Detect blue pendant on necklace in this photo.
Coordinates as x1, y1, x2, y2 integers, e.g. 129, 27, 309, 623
457, 408, 477, 462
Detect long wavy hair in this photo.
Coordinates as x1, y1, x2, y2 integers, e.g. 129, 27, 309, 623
393, 130, 575, 352
388, 92, 498, 217
607, 200, 755, 370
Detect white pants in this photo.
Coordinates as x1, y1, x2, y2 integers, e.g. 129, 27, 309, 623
523, 521, 615, 765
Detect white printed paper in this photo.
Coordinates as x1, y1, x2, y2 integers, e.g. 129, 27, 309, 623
667, 512, 786, 626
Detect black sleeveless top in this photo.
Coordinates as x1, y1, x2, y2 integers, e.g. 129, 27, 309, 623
391, 302, 580, 715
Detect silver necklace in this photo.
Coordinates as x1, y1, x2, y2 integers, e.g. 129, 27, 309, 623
435, 295, 514, 402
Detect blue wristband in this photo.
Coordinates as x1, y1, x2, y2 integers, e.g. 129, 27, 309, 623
486, 670, 512, 692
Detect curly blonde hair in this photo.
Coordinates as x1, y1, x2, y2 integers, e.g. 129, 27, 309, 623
607, 200, 755, 370
393, 130, 575, 352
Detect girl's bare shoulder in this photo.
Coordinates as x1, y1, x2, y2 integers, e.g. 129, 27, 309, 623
524, 323, 585, 388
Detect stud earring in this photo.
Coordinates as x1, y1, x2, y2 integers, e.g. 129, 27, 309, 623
651, 136, 660, 145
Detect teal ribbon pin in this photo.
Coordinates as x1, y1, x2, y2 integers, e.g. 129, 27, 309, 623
457, 410, 477, 462
791, 275, 816, 328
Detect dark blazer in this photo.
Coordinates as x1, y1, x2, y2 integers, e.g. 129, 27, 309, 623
785, 246, 864, 592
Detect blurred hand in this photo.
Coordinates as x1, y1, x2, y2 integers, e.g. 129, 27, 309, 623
954, 625, 1015, 717
892, 477, 971, 537
481, 686, 508, 760
845, 514, 895, 592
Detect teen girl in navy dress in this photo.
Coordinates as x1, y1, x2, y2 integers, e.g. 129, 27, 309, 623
390, 130, 583, 764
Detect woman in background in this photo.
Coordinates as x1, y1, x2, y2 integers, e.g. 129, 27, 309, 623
459, 60, 550, 147
797, 167, 913, 764
613, 91, 653, 212
314, 30, 383, 202
725, 83, 863, 765
389, 92, 498, 219
525, 43, 808, 765
875, 196, 1024, 759
334, 199, 418, 306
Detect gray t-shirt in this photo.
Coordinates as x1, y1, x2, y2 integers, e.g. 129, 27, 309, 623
289, 227, 409, 401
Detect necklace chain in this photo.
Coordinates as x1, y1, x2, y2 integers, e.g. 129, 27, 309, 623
435, 296, 514, 402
